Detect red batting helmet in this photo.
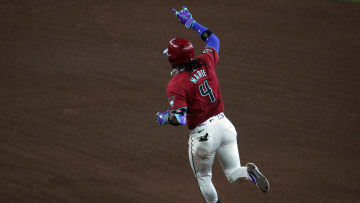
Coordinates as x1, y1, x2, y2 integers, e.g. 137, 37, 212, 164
163, 38, 195, 67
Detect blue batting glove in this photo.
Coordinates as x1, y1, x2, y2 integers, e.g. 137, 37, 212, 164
172, 6, 196, 28
156, 110, 170, 125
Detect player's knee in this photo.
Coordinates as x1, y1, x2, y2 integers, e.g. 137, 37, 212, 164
196, 173, 212, 186
196, 173, 212, 181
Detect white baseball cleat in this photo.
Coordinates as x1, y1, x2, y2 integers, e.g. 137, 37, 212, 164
246, 163, 270, 193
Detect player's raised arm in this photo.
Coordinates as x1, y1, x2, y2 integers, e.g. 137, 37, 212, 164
172, 6, 220, 53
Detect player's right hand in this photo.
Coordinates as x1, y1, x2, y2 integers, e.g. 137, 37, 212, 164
172, 6, 196, 28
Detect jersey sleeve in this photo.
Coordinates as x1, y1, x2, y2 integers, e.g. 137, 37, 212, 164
166, 82, 187, 110
197, 47, 219, 70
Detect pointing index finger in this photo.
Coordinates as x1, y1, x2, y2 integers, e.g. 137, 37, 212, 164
171, 8, 179, 15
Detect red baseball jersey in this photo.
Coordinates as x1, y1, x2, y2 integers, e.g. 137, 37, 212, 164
166, 47, 224, 129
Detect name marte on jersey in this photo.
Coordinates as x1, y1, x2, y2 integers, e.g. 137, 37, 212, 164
190, 69, 207, 84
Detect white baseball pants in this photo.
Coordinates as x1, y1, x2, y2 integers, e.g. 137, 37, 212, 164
188, 113, 250, 203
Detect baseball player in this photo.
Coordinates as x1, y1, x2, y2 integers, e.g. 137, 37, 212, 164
156, 6, 270, 203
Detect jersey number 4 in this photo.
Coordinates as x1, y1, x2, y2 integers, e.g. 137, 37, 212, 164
199, 80, 216, 103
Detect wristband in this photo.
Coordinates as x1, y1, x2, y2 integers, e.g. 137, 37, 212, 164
201, 30, 213, 41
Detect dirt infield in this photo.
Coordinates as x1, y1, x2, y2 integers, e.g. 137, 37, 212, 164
1, 0, 359, 202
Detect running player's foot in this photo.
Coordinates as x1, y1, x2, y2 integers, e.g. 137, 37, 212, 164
246, 163, 270, 193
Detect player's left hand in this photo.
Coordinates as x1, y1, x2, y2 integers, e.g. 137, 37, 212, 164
156, 110, 170, 125
172, 6, 196, 28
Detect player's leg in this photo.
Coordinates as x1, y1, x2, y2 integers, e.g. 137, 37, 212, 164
215, 116, 270, 193
188, 131, 220, 203
215, 117, 250, 183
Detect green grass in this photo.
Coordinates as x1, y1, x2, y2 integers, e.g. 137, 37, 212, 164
333, 0, 360, 3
